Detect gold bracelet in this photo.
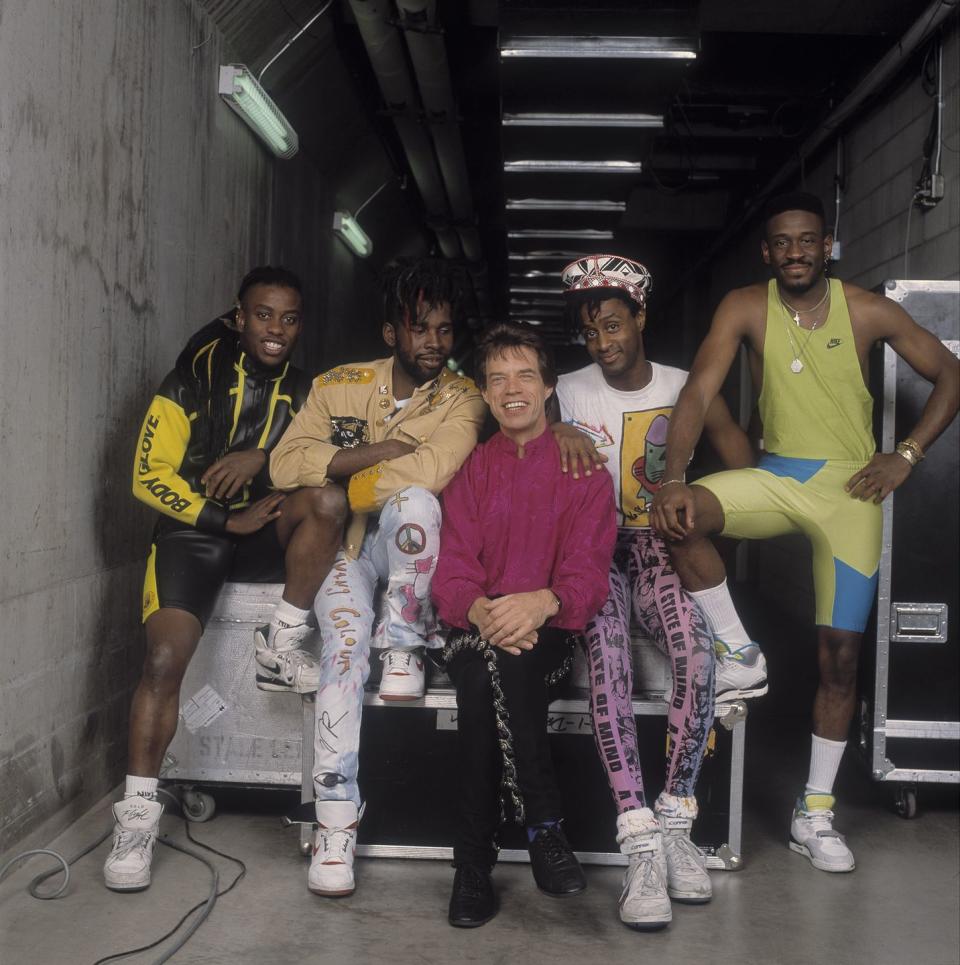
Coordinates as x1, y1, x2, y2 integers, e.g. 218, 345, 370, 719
895, 443, 919, 467
900, 437, 925, 461
660, 478, 686, 488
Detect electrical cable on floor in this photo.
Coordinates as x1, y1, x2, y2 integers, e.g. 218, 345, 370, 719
0, 788, 246, 965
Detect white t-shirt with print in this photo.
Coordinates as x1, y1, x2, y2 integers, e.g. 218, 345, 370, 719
556, 361, 688, 528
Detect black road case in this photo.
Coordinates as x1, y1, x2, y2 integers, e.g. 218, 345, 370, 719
861, 279, 960, 816
299, 644, 747, 871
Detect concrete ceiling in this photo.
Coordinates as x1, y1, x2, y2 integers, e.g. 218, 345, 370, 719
198, 0, 946, 342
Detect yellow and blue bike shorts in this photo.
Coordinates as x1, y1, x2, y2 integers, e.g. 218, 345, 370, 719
695, 454, 881, 633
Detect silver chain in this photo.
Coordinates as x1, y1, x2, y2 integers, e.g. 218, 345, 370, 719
442, 630, 576, 826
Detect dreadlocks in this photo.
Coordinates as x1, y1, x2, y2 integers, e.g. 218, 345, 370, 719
380, 257, 463, 330
174, 266, 302, 464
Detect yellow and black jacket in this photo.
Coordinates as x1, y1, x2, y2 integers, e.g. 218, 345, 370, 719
133, 333, 311, 533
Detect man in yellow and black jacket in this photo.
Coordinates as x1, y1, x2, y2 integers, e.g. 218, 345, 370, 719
105, 266, 347, 894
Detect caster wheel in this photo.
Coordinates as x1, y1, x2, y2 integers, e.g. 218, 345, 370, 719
894, 785, 918, 820
183, 790, 216, 823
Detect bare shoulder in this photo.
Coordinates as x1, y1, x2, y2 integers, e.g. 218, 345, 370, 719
712, 282, 767, 335
842, 280, 913, 337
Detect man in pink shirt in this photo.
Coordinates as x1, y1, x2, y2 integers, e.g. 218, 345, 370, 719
433, 323, 616, 927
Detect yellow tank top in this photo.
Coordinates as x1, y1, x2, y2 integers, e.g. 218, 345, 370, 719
758, 278, 875, 462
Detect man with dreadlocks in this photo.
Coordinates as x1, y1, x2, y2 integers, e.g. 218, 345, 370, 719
432, 323, 615, 927
270, 257, 486, 897
106, 266, 345, 892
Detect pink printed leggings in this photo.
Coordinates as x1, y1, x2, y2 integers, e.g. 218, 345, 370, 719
584, 528, 715, 812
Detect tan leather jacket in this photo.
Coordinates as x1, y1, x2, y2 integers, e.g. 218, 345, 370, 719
271, 356, 486, 557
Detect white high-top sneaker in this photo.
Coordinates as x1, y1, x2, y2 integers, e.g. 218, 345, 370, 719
714, 640, 768, 700
654, 792, 712, 903
254, 624, 319, 693
378, 648, 426, 701
308, 801, 364, 896
103, 796, 163, 891
789, 793, 855, 872
615, 808, 672, 930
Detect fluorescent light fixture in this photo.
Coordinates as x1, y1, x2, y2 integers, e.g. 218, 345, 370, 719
511, 286, 566, 295
508, 229, 615, 240
218, 65, 298, 159
507, 198, 627, 212
508, 251, 587, 261
503, 112, 663, 128
510, 318, 543, 326
500, 36, 697, 60
332, 211, 373, 258
504, 160, 642, 174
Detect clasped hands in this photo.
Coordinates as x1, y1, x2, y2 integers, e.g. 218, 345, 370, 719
467, 590, 558, 656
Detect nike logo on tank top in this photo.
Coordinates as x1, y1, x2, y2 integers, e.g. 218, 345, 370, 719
759, 278, 876, 463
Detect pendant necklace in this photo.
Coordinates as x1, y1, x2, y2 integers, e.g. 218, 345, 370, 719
780, 279, 831, 324
778, 281, 830, 374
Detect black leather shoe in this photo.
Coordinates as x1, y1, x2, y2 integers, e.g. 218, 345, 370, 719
448, 864, 498, 927
528, 826, 587, 897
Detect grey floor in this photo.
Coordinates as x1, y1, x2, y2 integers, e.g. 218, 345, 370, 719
1, 754, 958, 965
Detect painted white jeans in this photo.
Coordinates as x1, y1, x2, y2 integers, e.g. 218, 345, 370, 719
312, 486, 442, 806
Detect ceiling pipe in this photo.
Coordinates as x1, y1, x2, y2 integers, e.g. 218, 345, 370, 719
681, 0, 957, 287
395, 0, 483, 263
346, 0, 462, 258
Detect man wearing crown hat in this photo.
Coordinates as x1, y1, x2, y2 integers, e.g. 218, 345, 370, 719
651, 191, 958, 875
556, 253, 756, 929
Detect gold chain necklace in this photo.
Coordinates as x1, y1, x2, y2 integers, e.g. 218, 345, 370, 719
779, 279, 830, 324
777, 282, 831, 374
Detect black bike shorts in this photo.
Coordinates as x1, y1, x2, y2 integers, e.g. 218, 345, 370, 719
141, 517, 286, 627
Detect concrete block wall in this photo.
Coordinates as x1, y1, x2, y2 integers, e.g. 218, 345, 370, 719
0, 0, 280, 857
805, 23, 959, 289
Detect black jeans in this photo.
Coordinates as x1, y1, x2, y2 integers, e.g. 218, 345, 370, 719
446, 628, 570, 869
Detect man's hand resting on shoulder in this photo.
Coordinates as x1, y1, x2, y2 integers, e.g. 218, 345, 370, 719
550, 422, 608, 479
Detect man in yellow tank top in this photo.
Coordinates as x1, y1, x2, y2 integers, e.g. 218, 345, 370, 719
651, 192, 959, 874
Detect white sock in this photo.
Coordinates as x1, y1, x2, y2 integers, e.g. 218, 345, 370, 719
124, 775, 159, 800
805, 734, 846, 797
689, 579, 753, 651
269, 598, 312, 645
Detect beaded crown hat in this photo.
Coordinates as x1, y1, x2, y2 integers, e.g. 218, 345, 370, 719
560, 253, 653, 307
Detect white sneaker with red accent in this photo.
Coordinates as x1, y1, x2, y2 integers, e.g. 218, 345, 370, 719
378, 648, 425, 701
308, 801, 364, 896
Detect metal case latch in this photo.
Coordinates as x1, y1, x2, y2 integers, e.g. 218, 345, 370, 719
890, 603, 948, 643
